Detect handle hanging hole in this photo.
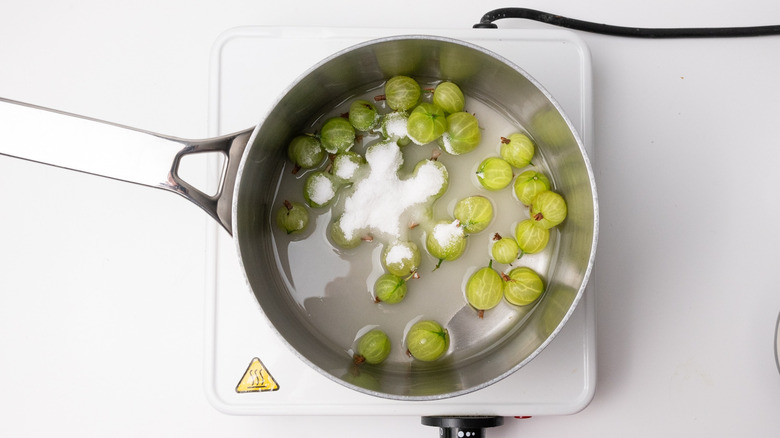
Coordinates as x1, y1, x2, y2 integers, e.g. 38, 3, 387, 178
176, 151, 227, 198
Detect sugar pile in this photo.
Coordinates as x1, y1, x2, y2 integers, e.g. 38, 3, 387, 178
333, 156, 361, 181
308, 173, 336, 206
339, 141, 445, 240
385, 242, 414, 265
431, 220, 464, 248
382, 112, 409, 140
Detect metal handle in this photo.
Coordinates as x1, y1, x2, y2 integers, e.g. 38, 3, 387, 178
0, 97, 253, 235
775, 312, 780, 375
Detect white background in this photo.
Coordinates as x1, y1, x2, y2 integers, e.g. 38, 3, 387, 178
1, 1, 780, 437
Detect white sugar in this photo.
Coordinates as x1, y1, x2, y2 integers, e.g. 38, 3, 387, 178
309, 173, 336, 206
339, 141, 445, 240
432, 220, 464, 247
382, 112, 408, 140
440, 133, 457, 155
333, 157, 360, 180
385, 243, 413, 265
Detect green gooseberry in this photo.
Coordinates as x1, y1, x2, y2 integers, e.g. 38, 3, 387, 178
381, 111, 410, 144
329, 216, 362, 249
373, 273, 407, 304
275, 200, 309, 235
382, 241, 421, 277
287, 135, 324, 171
514, 219, 550, 255
303, 171, 339, 208
432, 81, 465, 114
453, 196, 493, 234
465, 262, 504, 317
513, 170, 551, 205
348, 99, 379, 131
355, 329, 392, 365
407, 102, 447, 145
503, 266, 544, 306
331, 151, 365, 183
500, 133, 535, 169
384, 76, 421, 111
320, 117, 356, 154
530, 190, 568, 229
439, 112, 481, 155
425, 220, 467, 268
476, 157, 513, 191
406, 320, 449, 361
491, 233, 520, 264
413, 158, 449, 200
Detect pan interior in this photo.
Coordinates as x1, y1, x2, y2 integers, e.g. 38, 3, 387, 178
233, 36, 596, 400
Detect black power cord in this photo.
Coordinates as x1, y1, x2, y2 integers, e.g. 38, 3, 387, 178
474, 7, 780, 38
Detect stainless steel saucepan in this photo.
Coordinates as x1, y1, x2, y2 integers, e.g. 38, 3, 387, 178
0, 35, 598, 400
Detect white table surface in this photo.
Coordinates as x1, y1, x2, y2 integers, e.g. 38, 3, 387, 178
1, 1, 779, 437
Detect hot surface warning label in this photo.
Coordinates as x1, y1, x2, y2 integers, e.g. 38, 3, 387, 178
236, 357, 279, 393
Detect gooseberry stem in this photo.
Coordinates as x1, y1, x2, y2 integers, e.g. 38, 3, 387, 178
283, 200, 293, 211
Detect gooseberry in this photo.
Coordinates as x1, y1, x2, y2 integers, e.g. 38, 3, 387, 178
348, 100, 379, 132
287, 135, 324, 172
500, 133, 535, 169
465, 261, 504, 317
329, 216, 362, 249
355, 329, 392, 365
513, 170, 550, 205
503, 267, 544, 306
381, 111, 410, 145
514, 219, 550, 255
320, 117, 355, 154
425, 220, 466, 268
384, 76, 421, 111
432, 81, 465, 114
413, 158, 448, 200
374, 273, 407, 304
382, 241, 421, 277
476, 157, 513, 191
406, 320, 449, 361
530, 191, 567, 229
453, 196, 493, 234
491, 233, 520, 264
440, 112, 481, 155
303, 171, 339, 208
331, 151, 365, 183
275, 200, 309, 234
407, 102, 447, 145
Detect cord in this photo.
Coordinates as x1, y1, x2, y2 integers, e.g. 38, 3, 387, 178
473, 7, 780, 38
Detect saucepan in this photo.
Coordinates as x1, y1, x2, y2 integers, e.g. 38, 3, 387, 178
0, 35, 597, 400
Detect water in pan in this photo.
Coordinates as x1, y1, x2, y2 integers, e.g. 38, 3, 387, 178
269, 81, 561, 367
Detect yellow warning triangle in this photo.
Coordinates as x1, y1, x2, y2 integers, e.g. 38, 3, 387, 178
236, 357, 279, 393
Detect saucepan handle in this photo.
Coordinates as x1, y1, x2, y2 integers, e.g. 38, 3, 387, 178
0, 97, 253, 235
